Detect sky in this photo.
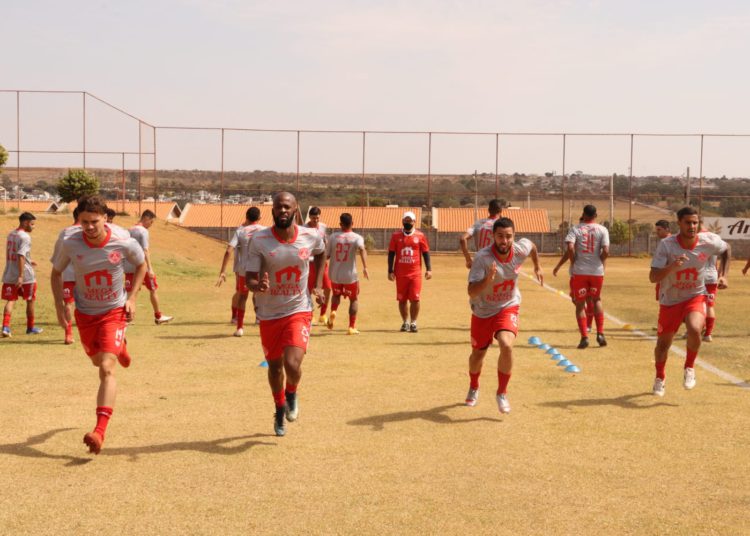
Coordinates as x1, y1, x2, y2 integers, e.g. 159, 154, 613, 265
2, 0, 750, 177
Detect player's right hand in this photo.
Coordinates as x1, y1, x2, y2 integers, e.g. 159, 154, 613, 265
388, 272, 395, 282
465, 259, 472, 269
257, 272, 270, 292
552, 266, 559, 277
215, 272, 226, 287
673, 254, 688, 268
487, 262, 497, 280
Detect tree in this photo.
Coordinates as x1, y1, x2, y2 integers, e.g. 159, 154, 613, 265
57, 169, 100, 202
0, 143, 8, 169
609, 219, 631, 245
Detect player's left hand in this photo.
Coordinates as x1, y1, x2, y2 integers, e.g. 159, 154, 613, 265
535, 267, 544, 285
363, 268, 369, 280
148, 270, 156, 279
215, 272, 226, 287
425, 271, 432, 280
124, 298, 136, 322
31, 261, 37, 267
718, 276, 728, 289
313, 287, 325, 305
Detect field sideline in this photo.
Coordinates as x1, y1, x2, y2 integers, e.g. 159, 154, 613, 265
1, 213, 748, 535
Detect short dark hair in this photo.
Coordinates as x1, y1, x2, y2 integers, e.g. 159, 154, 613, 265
655, 219, 670, 229
677, 206, 698, 220
105, 208, 117, 219
19, 212, 36, 223
78, 196, 108, 215
141, 209, 156, 220
488, 199, 502, 215
247, 206, 261, 222
582, 205, 597, 220
493, 217, 515, 232
309, 206, 321, 216
73, 195, 89, 221
340, 212, 353, 228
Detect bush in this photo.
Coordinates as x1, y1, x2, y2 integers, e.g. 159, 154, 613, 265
57, 169, 100, 203
364, 234, 376, 252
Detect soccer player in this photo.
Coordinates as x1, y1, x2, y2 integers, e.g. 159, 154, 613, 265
553, 217, 594, 333
564, 205, 610, 349
702, 253, 719, 342
216, 207, 265, 336
654, 220, 672, 303
245, 192, 325, 437
306, 206, 332, 325
649, 206, 729, 397
50, 196, 147, 454
465, 217, 543, 414
459, 199, 503, 269
50, 203, 85, 344
123, 209, 173, 324
388, 211, 432, 332
2, 212, 42, 337
105, 207, 117, 223
325, 212, 369, 334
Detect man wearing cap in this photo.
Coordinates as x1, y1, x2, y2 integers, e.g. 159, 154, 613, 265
388, 211, 432, 332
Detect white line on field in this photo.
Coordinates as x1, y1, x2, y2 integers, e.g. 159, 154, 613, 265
520, 272, 750, 390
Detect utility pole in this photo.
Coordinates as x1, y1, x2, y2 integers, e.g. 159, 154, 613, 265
610, 173, 615, 227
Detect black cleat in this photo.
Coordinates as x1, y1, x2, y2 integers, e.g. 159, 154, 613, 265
284, 392, 298, 422
577, 337, 589, 349
274, 406, 286, 437
409, 323, 418, 333
400, 322, 409, 332
596, 333, 607, 347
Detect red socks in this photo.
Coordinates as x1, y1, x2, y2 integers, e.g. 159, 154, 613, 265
586, 302, 594, 331
497, 372, 511, 395
2, 312, 10, 328
285, 382, 298, 395
154, 312, 162, 320
94, 406, 113, 438
236, 308, 245, 329
331, 302, 340, 312
231, 306, 238, 320
704, 317, 715, 336
685, 349, 698, 369
349, 315, 357, 328
27, 315, 34, 330
577, 316, 588, 337
595, 313, 604, 334
655, 360, 666, 380
272, 389, 286, 408
320, 303, 328, 315
469, 372, 480, 390
65, 322, 73, 336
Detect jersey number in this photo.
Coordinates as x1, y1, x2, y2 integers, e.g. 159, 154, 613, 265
335, 242, 352, 262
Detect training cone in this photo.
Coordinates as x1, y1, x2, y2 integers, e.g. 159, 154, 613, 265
557, 359, 572, 367
565, 364, 581, 373
550, 353, 564, 361
623, 323, 633, 331
539, 344, 551, 351
259, 360, 268, 368
545, 347, 558, 354
528, 336, 541, 346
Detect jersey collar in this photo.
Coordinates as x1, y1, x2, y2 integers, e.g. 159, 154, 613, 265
677, 233, 698, 250
83, 226, 112, 249
272, 224, 299, 244
492, 243, 514, 263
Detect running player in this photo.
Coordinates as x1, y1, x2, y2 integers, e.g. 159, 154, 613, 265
459, 199, 503, 268
553, 217, 594, 333
325, 212, 369, 334
50, 196, 147, 454
306, 206, 332, 325
388, 211, 432, 332
50, 203, 85, 344
649, 206, 729, 396
703, 250, 719, 342
465, 217, 543, 414
2, 212, 42, 337
123, 210, 173, 324
245, 192, 325, 437
564, 205, 610, 349
217, 207, 265, 336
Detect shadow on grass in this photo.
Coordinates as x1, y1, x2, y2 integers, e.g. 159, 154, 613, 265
538, 392, 678, 410
103, 433, 276, 461
383, 340, 466, 346
347, 403, 502, 431
0, 428, 92, 467
156, 334, 234, 340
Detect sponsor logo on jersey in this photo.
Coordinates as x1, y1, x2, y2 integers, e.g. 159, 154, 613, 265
298, 247, 310, 261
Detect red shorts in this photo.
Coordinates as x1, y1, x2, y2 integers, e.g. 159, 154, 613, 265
63, 282, 76, 304
235, 274, 249, 295
125, 273, 158, 292
308, 262, 332, 291
2, 282, 37, 302
570, 275, 604, 302
74, 307, 127, 359
332, 281, 359, 299
705, 284, 718, 307
657, 295, 706, 335
471, 306, 520, 349
396, 276, 422, 302
259, 311, 312, 361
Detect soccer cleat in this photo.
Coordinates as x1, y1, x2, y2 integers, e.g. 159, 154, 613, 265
26, 327, 43, 335
577, 337, 589, 349
347, 327, 360, 335
274, 406, 286, 436
683, 367, 696, 390
465, 388, 479, 407
2, 326, 11, 338
702, 334, 713, 342
64, 333, 74, 345
496, 393, 511, 414
318, 314, 327, 326
652, 377, 666, 397
400, 322, 409, 332
409, 323, 418, 333
596, 333, 607, 347
586, 326, 592, 334
284, 393, 299, 422
117, 347, 131, 369
155, 315, 174, 325
233, 328, 244, 337
83, 431, 104, 455
327, 311, 336, 330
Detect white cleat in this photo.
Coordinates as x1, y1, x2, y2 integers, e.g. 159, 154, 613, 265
653, 377, 666, 397
155, 315, 174, 325
233, 328, 244, 337
465, 388, 479, 407
702, 334, 712, 342
496, 393, 511, 414
683, 367, 696, 390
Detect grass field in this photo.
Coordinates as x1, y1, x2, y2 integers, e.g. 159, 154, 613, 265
518, 198, 670, 228
1, 212, 749, 535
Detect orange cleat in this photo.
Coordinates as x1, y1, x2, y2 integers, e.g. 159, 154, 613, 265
117, 340, 131, 368
83, 431, 104, 455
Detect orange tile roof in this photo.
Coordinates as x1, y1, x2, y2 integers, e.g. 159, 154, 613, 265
179, 204, 275, 228
435, 207, 550, 233
0, 200, 56, 213
306, 206, 423, 230
64, 201, 180, 220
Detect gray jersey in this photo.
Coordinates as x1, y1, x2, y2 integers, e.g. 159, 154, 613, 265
651, 232, 727, 306
52, 225, 145, 315
50, 224, 81, 283
565, 222, 610, 276
468, 238, 533, 318
232, 223, 265, 274
3, 229, 35, 284
326, 230, 365, 284
466, 217, 498, 251
245, 225, 325, 321
123, 224, 149, 274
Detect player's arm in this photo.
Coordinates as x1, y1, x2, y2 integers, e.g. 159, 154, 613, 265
599, 245, 610, 265
552, 249, 571, 277
312, 251, 326, 304
649, 255, 688, 283
142, 248, 154, 276
50, 266, 69, 329
459, 232, 472, 268
717, 243, 731, 289
529, 244, 544, 285
216, 245, 232, 286
566, 241, 576, 265
387, 250, 396, 281
468, 262, 496, 298
742, 257, 750, 276
422, 250, 432, 280
125, 261, 147, 321
358, 245, 369, 280
15, 256, 25, 287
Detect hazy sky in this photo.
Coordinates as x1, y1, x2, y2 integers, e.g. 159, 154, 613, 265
3, 0, 750, 177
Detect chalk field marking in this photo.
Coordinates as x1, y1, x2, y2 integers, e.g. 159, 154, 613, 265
520, 272, 750, 390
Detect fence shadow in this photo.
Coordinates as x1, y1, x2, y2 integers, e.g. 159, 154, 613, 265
347, 403, 503, 431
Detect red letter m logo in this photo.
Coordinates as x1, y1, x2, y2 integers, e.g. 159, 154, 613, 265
275, 265, 302, 283
493, 279, 515, 293
675, 267, 698, 281
84, 269, 113, 287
